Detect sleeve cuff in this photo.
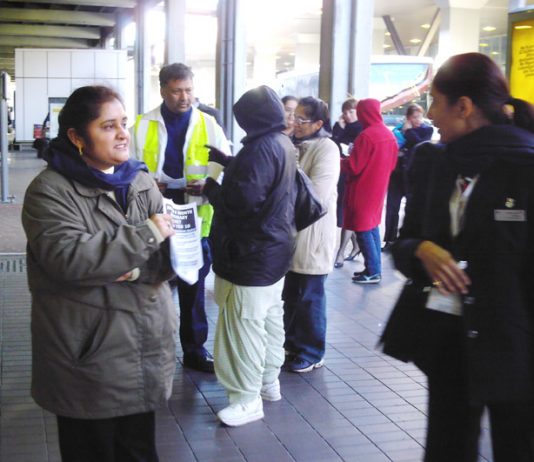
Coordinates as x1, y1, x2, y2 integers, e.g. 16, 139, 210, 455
145, 219, 165, 244
127, 267, 140, 281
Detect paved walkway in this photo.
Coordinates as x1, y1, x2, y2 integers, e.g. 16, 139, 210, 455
0, 149, 493, 461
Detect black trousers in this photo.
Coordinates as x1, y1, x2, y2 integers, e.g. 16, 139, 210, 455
384, 164, 407, 243
57, 411, 158, 462
172, 237, 212, 357
424, 343, 534, 462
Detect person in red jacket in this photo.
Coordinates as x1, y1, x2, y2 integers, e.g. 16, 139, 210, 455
341, 98, 398, 284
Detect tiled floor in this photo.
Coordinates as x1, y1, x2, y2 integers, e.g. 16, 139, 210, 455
0, 151, 494, 461
0, 254, 494, 462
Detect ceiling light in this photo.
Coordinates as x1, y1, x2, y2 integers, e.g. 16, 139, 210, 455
491, 51, 499, 55
482, 26, 496, 32
283, 61, 292, 66
515, 25, 533, 30
421, 24, 431, 29
479, 43, 489, 47
409, 38, 422, 44
385, 32, 391, 36
383, 44, 391, 48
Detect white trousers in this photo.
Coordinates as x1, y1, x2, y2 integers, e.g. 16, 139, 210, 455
214, 275, 285, 405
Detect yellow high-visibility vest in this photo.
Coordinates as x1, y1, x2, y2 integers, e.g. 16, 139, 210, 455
134, 111, 213, 237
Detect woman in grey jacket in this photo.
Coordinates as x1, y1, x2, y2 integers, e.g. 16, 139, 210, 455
22, 86, 176, 462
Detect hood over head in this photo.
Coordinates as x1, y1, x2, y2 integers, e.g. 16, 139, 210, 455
233, 85, 286, 143
356, 98, 383, 129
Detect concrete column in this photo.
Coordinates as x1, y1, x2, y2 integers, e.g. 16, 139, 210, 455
165, 0, 186, 64
349, 0, 374, 99
319, 0, 373, 122
135, 1, 152, 114
216, 0, 246, 149
434, 0, 490, 66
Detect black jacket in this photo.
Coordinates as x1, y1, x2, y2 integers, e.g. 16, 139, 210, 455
391, 125, 534, 403
205, 86, 297, 286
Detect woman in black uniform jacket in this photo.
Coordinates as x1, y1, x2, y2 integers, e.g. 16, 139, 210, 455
389, 53, 534, 461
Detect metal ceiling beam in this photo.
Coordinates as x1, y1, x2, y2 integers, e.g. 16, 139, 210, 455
0, 24, 100, 39
4, 0, 136, 7
0, 36, 91, 48
382, 14, 407, 55
0, 7, 115, 26
418, 8, 440, 57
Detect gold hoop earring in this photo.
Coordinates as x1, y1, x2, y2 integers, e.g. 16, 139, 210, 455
77, 145, 83, 156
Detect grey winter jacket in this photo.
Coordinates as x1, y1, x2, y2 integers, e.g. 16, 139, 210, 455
22, 167, 177, 419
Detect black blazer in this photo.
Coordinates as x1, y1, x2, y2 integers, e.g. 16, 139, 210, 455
391, 127, 534, 404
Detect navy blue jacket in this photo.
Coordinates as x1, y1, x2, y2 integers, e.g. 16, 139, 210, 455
205, 86, 297, 286
392, 125, 534, 403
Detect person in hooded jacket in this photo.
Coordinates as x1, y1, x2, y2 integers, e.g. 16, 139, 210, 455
342, 99, 398, 284
22, 86, 176, 462
388, 52, 534, 461
282, 96, 340, 373
202, 86, 297, 427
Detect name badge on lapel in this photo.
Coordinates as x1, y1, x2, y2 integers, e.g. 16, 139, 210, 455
494, 209, 526, 222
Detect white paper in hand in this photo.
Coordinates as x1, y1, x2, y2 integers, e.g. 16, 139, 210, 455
163, 199, 204, 285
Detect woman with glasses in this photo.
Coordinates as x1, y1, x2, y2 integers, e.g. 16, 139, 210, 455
282, 96, 340, 373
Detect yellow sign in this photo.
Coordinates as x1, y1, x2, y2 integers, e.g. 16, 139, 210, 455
510, 19, 534, 104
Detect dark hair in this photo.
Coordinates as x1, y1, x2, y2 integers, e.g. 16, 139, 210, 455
298, 96, 332, 132
432, 52, 534, 132
159, 63, 194, 86
281, 95, 298, 105
341, 98, 358, 112
405, 103, 424, 118
58, 85, 123, 142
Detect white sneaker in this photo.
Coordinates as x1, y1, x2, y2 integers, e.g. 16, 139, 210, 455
260, 379, 281, 401
217, 396, 264, 426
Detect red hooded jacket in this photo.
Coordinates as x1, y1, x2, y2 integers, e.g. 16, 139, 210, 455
341, 98, 398, 231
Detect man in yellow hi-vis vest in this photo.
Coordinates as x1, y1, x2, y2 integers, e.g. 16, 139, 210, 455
130, 63, 231, 373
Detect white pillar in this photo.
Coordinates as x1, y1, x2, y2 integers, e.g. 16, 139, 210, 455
165, 0, 186, 64
350, 0, 374, 99
434, 0, 490, 66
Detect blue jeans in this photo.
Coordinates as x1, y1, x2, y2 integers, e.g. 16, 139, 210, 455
172, 237, 212, 358
356, 226, 381, 276
282, 272, 327, 363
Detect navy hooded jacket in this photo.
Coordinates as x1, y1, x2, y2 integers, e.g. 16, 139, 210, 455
205, 86, 297, 286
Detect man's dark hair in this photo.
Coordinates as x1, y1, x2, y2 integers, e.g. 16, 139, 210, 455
159, 63, 194, 87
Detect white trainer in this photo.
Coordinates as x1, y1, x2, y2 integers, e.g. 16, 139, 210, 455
217, 396, 264, 427
260, 379, 281, 401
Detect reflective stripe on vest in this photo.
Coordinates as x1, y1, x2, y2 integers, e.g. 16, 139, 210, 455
185, 112, 209, 181
135, 111, 214, 237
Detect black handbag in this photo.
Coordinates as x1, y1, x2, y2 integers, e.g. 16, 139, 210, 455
294, 167, 326, 231
379, 278, 463, 371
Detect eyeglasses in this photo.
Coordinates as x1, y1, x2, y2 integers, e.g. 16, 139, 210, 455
294, 117, 314, 125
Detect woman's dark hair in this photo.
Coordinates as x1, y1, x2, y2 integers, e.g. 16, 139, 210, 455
281, 95, 298, 105
405, 103, 424, 118
433, 52, 534, 132
298, 96, 332, 132
58, 85, 123, 143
